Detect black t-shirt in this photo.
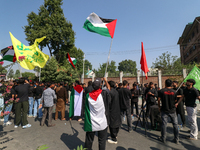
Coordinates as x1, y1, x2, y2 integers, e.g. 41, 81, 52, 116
130, 89, 139, 102
183, 87, 199, 107
158, 88, 177, 113
173, 87, 183, 101
15, 84, 30, 102
118, 88, 132, 110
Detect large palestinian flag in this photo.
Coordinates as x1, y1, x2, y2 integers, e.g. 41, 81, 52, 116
69, 85, 83, 117
67, 53, 77, 69
84, 89, 108, 132
83, 12, 117, 38
0, 46, 16, 62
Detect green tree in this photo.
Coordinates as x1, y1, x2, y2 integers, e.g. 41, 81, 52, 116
96, 60, 117, 76
41, 57, 79, 84
24, 0, 75, 64
0, 65, 7, 74
14, 69, 20, 78
84, 59, 92, 74
7, 69, 14, 79
22, 72, 36, 81
118, 59, 137, 74
152, 51, 194, 75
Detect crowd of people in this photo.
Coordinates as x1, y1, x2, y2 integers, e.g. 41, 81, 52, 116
0, 77, 199, 150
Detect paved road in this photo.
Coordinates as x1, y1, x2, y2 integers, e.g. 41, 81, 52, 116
1, 103, 200, 150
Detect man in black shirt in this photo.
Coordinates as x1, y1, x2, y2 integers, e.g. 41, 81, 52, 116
158, 79, 179, 144
172, 81, 185, 127
107, 81, 121, 144
131, 83, 139, 118
118, 80, 132, 132
145, 82, 158, 117
176, 79, 200, 140
33, 82, 43, 118
15, 78, 31, 129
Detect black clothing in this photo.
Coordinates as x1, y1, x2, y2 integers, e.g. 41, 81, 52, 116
145, 88, 158, 104
158, 88, 177, 113
0, 85, 6, 93
85, 127, 107, 150
34, 86, 43, 99
145, 87, 158, 116
173, 87, 185, 125
15, 84, 30, 102
109, 126, 119, 142
118, 88, 132, 110
28, 86, 35, 97
131, 101, 138, 115
183, 87, 199, 107
101, 90, 111, 126
131, 89, 139, 102
85, 85, 94, 96
64, 85, 69, 92
15, 101, 29, 126
109, 88, 121, 128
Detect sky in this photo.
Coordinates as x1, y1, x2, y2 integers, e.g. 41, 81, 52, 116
0, 0, 200, 74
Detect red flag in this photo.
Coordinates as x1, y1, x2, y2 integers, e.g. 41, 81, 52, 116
140, 42, 149, 79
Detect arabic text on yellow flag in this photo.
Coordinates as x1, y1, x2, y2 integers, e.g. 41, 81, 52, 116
9, 32, 49, 70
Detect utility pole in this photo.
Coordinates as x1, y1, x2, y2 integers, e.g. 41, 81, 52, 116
82, 54, 85, 83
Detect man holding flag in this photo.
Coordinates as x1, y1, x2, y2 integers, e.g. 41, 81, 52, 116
175, 79, 200, 140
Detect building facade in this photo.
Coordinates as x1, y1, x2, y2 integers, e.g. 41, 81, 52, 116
178, 16, 200, 65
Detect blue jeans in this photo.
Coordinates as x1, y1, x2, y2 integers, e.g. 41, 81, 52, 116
161, 111, 179, 141
33, 98, 43, 117
0, 95, 4, 115
4, 104, 13, 123
28, 97, 34, 116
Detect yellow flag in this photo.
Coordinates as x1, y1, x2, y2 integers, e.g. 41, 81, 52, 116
9, 32, 49, 70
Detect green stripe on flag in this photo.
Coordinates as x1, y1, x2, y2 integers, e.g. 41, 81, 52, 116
0, 55, 14, 62
83, 20, 111, 38
69, 88, 75, 118
184, 66, 200, 91
84, 93, 92, 131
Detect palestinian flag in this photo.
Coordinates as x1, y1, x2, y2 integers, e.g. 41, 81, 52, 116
0, 46, 16, 62
67, 53, 77, 69
83, 12, 117, 38
84, 89, 108, 132
69, 85, 83, 118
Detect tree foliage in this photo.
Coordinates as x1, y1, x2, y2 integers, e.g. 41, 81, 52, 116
0, 65, 7, 74
152, 51, 194, 75
99, 60, 117, 74
14, 69, 20, 78
24, 0, 75, 65
41, 57, 79, 84
118, 59, 137, 74
7, 69, 14, 79
22, 72, 36, 81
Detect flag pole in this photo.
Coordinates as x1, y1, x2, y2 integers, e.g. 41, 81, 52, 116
102, 38, 113, 88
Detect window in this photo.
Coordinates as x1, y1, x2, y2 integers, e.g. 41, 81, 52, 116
188, 38, 191, 42
189, 48, 192, 54
187, 52, 189, 56
194, 57, 198, 62
192, 32, 195, 38
193, 45, 196, 50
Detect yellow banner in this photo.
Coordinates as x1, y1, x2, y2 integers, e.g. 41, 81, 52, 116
9, 32, 49, 70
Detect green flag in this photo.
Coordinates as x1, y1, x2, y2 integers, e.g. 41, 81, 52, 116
184, 66, 200, 90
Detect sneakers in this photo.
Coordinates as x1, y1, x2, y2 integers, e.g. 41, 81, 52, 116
108, 139, 118, 144
28, 115, 33, 118
185, 136, 197, 140
158, 137, 166, 144
22, 124, 31, 129
14, 124, 21, 128
0, 118, 4, 122
171, 139, 179, 144
3, 121, 12, 126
